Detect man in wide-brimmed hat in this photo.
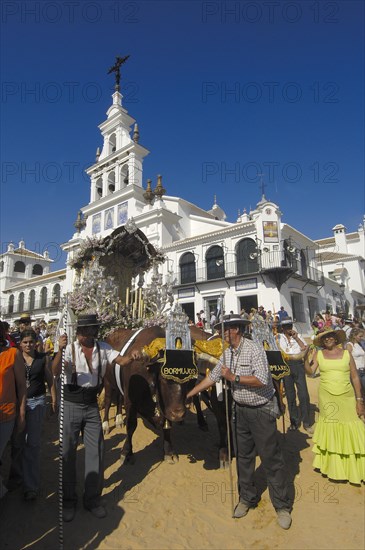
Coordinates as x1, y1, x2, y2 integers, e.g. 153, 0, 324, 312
12, 314, 36, 347
53, 313, 141, 523
15, 313, 35, 327
187, 314, 292, 530
277, 317, 314, 435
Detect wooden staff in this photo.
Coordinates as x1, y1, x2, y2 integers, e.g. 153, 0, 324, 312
219, 294, 235, 518
138, 288, 143, 318
58, 302, 68, 549
280, 379, 286, 434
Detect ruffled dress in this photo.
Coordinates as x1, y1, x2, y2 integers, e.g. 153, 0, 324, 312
312, 350, 365, 484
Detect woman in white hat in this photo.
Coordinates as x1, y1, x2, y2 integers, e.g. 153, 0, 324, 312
305, 329, 365, 484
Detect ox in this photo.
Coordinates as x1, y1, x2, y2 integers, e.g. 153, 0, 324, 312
104, 325, 233, 467
103, 325, 207, 434
106, 326, 200, 464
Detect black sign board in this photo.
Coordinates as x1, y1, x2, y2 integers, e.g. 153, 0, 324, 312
160, 350, 198, 384
265, 351, 291, 380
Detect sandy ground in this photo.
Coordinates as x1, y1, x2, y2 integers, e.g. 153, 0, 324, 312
0, 375, 364, 550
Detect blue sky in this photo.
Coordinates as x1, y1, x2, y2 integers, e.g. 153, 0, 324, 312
1, 0, 364, 270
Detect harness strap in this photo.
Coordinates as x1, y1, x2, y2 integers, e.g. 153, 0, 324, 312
96, 342, 102, 388
114, 328, 144, 395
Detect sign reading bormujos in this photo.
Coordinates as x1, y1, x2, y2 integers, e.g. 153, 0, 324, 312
160, 350, 198, 384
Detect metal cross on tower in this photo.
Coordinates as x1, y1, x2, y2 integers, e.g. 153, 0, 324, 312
107, 55, 130, 92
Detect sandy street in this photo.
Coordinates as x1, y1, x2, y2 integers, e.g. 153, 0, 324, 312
0, 374, 364, 550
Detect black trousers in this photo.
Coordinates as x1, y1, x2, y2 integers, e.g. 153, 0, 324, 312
284, 360, 311, 427
233, 403, 291, 511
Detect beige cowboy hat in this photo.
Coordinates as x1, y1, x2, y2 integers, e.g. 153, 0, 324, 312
313, 329, 346, 347
15, 313, 35, 324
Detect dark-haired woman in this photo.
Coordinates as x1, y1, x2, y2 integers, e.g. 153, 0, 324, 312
306, 329, 365, 484
8, 329, 56, 500
0, 322, 26, 499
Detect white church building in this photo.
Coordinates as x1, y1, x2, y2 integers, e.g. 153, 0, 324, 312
1, 85, 364, 334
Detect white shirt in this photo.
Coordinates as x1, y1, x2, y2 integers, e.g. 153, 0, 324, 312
348, 342, 365, 371
278, 333, 304, 355
343, 325, 352, 338
63, 340, 119, 387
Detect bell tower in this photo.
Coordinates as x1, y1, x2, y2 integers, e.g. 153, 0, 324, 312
86, 56, 149, 204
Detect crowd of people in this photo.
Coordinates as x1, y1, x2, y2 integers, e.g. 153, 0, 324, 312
4, 313, 57, 356
0, 306, 364, 531
196, 304, 365, 343
188, 310, 365, 529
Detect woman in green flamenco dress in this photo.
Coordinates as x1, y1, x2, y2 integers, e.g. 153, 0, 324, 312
306, 329, 365, 484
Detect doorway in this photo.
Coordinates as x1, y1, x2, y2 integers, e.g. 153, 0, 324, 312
239, 295, 258, 315
181, 302, 195, 324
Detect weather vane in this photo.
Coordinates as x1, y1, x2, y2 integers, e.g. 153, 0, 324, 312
107, 55, 130, 92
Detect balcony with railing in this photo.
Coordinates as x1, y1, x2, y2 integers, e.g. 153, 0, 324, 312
172, 261, 246, 286
259, 250, 324, 285
3, 297, 61, 318
293, 264, 324, 286
171, 250, 324, 288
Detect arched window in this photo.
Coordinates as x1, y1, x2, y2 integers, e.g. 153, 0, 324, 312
28, 289, 35, 311
121, 164, 129, 187
0, 260, 4, 273
18, 292, 25, 313
236, 238, 259, 275
180, 252, 196, 284
108, 171, 115, 194
14, 261, 26, 273
96, 177, 103, 199
206, 246, 225, 280
52, 284, 61, 306
8, 295, 14, 314
300, 250, 307, 278
32, 264, 43, 276
40, 287, 48, 308
109, 133, 116, 154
